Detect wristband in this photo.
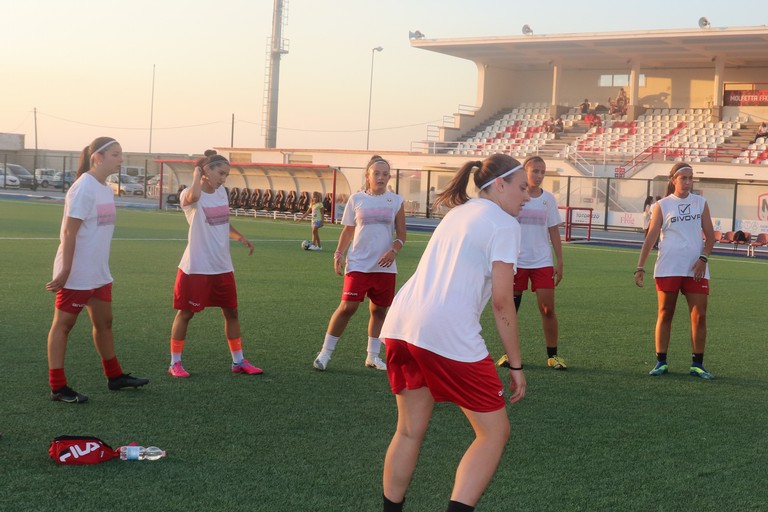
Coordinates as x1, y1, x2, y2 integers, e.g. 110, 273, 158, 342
699, 255, 708, 263
634, 268, 645, 274
394, 238, 404, 247
334, 251, 344, 257
508, 365, 523, 371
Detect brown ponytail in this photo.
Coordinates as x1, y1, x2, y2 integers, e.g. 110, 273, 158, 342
434, 154, 522, 210
77, 136, 117, 179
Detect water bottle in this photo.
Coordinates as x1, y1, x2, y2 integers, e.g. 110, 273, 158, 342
119, 445, 166, 461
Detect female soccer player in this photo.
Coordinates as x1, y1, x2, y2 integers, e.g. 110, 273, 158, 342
46, 136, 149, 403
498, 156, 566, 370
635, 162, 717, 379
312, 155, 406, 371
167, 150, 262, 378
380, 154, 529, 512
298, 191, 324, 250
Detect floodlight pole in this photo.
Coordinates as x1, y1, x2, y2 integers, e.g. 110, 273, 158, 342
366, 47, 383, 151
149, 64, 156, 153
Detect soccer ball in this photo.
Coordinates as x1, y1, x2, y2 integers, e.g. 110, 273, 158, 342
301, 240, 312, 250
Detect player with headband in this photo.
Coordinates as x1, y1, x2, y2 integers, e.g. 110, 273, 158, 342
380, 154, 529, 512
635, 162, 717, 379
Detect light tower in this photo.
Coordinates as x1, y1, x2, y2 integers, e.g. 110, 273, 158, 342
263, 0, 289, 148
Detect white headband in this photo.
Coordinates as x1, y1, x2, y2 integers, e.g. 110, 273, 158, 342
479, 164, 523, 190
672, 165, 693, 177
92, 140, 117, 155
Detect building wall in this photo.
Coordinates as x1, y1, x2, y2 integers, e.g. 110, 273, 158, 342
475, 65, 768, 113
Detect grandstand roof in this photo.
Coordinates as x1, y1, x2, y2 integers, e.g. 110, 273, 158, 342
412, 26, 768, 71
154, 159, 336, 177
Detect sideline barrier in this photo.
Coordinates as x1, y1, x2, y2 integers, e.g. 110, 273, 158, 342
559, 206, 593, 241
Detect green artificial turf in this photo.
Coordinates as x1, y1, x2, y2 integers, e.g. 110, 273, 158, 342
1, 198, 766, 512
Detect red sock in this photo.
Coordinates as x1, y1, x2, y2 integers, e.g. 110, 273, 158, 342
102, 357, 123, 379
49, 368, 67, 391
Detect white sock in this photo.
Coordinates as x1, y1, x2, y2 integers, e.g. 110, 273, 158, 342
367, 337, 382, 358
321, 334, 339, 354
230, 350, 244, 364
171, 353, 182, 364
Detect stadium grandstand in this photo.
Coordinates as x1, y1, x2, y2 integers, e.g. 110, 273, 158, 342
410, 25, 768, 173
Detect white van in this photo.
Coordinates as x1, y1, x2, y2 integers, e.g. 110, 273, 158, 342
35, 168, 58, 188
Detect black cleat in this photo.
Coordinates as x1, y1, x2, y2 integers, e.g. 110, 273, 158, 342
51, 386, 89, 403
108, 373, 149, 391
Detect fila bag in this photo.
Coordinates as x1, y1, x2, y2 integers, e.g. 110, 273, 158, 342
49, 435, 119, 465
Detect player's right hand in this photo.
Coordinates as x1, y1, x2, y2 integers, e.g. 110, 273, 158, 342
634, 269, 645, 288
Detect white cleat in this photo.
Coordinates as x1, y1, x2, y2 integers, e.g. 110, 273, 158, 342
313, 352, 331, 371
365, 356, 387, 371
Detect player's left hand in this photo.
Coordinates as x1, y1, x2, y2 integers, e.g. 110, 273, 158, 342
692, 259, 706, 281
377, 250, 396, 268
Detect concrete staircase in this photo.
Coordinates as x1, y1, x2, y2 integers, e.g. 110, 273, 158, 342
537, 121, 589, 158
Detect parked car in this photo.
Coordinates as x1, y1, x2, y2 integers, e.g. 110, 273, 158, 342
0, 168, 20, 189
35, 168, 58, 188
2, 164, 36, 189
134, 175, 154, 185
106, 174, 144, 196
52, 170, 76, 190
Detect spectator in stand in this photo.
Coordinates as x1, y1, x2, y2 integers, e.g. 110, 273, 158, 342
753, 121, 768, 143
543, 117, 554, 133
553, 117, 564, 134
590, 115, 603, 130
608, 97, 619, 117
616, 88, 628, 115
579, 99, 590, 115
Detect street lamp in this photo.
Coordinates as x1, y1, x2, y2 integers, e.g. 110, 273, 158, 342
366, 46, 383, 150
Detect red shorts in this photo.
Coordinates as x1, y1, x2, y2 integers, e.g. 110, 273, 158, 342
173, 270, 238, 312
514, 266, 555, 292
655, 276, 709, 295
384, 338, 505, 413
341, 272, 396, 307
55, 283, 112, 314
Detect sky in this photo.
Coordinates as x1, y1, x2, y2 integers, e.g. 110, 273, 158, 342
1, 1, 760, 155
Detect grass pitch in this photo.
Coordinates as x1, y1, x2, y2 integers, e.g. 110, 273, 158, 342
1, 197, 766, 512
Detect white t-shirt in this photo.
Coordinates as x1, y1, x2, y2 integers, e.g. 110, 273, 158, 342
516, 189, 560, 268
53, 173, 116, 290
341, 191, 404, 274
178, 186, 234, 275
654, 193, 709, 279
380, 198, 521, 362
